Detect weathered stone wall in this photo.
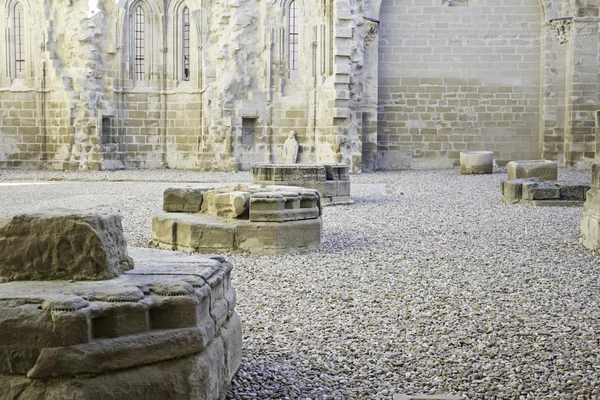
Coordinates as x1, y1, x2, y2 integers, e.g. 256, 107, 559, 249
374, 0, 543, 169
0, 90, 40, 168
0, 0, 598, 172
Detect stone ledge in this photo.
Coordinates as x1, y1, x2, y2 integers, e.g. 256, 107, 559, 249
152, 213, 322, 255
0, 336, 236, 400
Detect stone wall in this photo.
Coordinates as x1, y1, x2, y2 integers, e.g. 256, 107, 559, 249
374, 0, 542, 169
0, 0, 598, 172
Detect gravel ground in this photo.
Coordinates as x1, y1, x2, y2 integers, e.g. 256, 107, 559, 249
0, 168, 252, 183
1, 168, 599, 399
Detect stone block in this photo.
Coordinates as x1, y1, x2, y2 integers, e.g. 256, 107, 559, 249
252, 164, 352, 205
592, 163, 600, 189
164, 188, 204, 213
221, 313, 243, 382
249, 192, 319, 222
213, 191, 250, 218
235, 218, 322, 255
521, 182, 560, 200
504, 178, 586, 206
0, 247, 240, 400
501, 179, 523, 200
337, 180, 352, 197
559, 183, 589, 201
529, 184, 560, 200
92, 302, 150, 339
460, 151, 493, 174
323, 180, 339, 197
581, 212, 600, 251
0, 210, 133, 282
155, 185, 322, 254
153, 213, 236, 253
507, 160, 558, 181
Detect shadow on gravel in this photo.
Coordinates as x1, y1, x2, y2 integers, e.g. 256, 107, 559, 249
321, 234, 377, 253
351, 197, 399, 205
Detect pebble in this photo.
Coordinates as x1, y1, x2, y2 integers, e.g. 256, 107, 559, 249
1, 167, 599, 399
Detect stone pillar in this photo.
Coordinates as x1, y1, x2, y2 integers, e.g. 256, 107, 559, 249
361, 19, 379, 172
580, 164, 600, 251
563, 14, 600, 168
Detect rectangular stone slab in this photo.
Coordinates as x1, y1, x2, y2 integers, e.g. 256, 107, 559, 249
507, 160, 558, 181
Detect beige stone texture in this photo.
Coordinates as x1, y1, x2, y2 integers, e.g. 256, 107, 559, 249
253, 164, 352, 205
581, 163, 600, 251
153, 213, 236, 253
0, 210, 133, 282
0, 247, 241, 400
1, 0, 599, 172
460, 151, 494, 175
153, 213, 322, 255
249, 191, 320, 222
164, 188, 206, 213
507, 160, 558, 181
153, 183, 322, 254
214, 192, 250, 219
235, 218, 322, 254
501, 178, 588, 206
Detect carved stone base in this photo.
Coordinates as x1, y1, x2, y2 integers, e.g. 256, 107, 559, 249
0, 247, 242, 400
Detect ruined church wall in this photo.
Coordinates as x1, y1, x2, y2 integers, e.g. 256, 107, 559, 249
0, 89, 41, 168
540, 0, 600, 168
564, 5, 600, 168
0, 0, 598, 172
374, 0, 544, 169
0, 1, 43, 168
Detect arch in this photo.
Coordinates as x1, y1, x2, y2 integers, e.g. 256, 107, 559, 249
181, 6, 190, 81
273, 0, 306, 10
4, 0, 32, 80
12, 2, 24, 77
133, 4, 145, 80
118, 0, 162, 17
288, 0, 299, 78
117, 0, 162, 82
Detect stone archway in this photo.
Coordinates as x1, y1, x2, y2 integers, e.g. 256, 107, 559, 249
375, 0, 545, 169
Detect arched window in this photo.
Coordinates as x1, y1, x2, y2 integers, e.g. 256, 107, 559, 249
134, 6, 145, 80
13, 3, 25, 78
288, 1, 299, 79
182, 7, 190, 81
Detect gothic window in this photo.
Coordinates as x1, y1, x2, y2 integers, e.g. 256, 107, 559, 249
13, 3, 25, 78
182, 7, 191, 81
288, 1, 299, 79
134, 6, 145, 80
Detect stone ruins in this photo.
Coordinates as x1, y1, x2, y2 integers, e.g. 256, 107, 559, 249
153, 184, 323, 254
507, 160, 558, 181
0, 211, 241, 399
581, 164, 600, 251
0, 1, 598, 172
501, 178, 589, 206
252, 163, 352, 205
501, 159, 588, 205
459, 151, 493, 175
